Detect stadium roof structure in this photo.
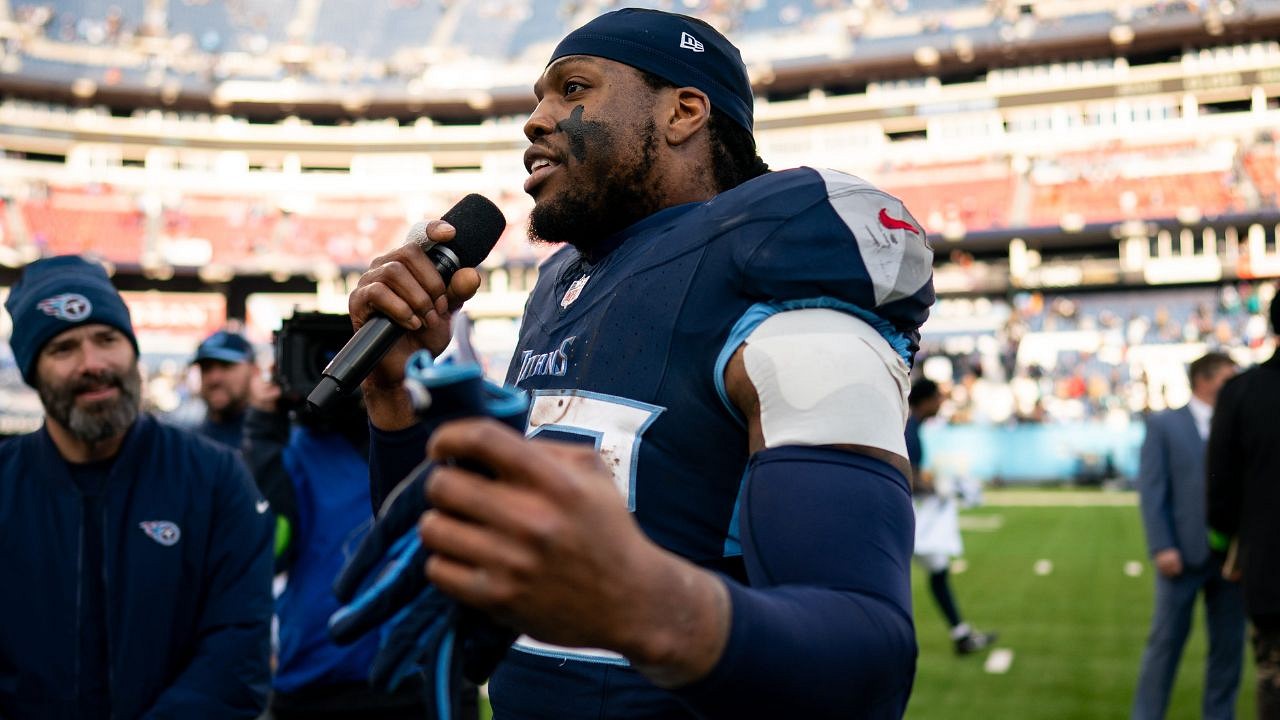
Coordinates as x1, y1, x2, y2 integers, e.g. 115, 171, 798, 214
1, 0, 1279, 122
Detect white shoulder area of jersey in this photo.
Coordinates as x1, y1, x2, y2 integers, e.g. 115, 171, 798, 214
812, 168, 933, 308
742, 308, 909, 458
812, 167, 881, 193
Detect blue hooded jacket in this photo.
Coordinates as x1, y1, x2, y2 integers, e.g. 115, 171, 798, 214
0, 414, 273, 719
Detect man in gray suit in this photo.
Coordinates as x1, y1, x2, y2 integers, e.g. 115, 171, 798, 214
1134, 352, 1245, 720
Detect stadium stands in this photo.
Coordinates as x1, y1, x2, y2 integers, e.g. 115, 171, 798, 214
3, 0, 1280, 449
21, 185, 145, 263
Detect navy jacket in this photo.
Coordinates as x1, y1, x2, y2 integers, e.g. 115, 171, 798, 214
0, 414, 273, 719
1138, 405, 1212, 568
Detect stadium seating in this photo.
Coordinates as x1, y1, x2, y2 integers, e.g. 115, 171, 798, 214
878, 160, 1015, 232
1025, 142, 1241, 227
22, 186, 145, 264
1244, 139, 1279, 208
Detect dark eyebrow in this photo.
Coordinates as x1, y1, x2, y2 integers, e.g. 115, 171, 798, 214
44, 337, 78, 354
534, 56, 597, 98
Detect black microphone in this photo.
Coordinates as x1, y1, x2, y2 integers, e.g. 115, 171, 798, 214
307, 194, 506, 412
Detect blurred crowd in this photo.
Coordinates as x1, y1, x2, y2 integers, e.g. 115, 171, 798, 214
918, 283, 1277, 426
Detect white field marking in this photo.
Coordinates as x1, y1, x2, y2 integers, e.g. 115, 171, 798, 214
950, 558, 969, 574
1033, 559, 1054, 576
984, 491, 1136, 507
958, 514, 1005, 532
984, 648, 1015, 674
1124, 561, 1144, 577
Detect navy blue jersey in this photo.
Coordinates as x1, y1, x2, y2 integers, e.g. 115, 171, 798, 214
491, 167, 932, 717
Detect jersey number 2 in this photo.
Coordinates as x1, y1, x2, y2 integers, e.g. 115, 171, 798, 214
526, 390, 664, 511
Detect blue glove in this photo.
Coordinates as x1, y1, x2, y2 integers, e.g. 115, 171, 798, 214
329, 353, 527, 719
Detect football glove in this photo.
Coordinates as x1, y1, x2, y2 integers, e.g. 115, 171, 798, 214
329, 352, 528, 719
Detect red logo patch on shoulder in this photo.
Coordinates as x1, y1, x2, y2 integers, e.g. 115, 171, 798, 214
878, 208, 919, 235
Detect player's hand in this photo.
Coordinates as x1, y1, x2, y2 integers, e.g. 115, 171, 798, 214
349, 222, 482, 429
248, 366, 282, 414
417, 418, 729, 685
349, 222, 483, 394
1153, 548, 1183, 578
913, 469, 937, 495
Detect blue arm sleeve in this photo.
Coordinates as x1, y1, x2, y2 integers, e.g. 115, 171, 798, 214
368, 421, 432, 513
673, 446, 917, 720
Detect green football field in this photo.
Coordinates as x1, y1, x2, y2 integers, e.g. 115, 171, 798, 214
907, 493, 1255, 720
480, 490, 1256, 719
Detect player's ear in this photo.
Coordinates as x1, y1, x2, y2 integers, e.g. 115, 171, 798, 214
664, 87, 711, 146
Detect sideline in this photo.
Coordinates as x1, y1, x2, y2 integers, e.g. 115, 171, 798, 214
981, 490, 1137, 507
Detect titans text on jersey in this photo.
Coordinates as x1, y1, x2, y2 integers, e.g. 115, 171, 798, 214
513, 336, 576, 384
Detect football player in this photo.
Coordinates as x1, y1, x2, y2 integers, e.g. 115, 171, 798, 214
350, 8, 934, 718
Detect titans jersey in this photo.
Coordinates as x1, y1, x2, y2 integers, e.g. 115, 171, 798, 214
490, 167, 933, 719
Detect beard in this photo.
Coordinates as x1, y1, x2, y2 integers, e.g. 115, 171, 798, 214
39, 361, 143, 445
528, 118, 663, 253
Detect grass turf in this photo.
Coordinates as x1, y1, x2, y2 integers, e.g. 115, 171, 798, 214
908, 499, 1256, 720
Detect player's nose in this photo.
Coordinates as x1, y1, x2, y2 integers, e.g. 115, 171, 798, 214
523, 99, 558, 143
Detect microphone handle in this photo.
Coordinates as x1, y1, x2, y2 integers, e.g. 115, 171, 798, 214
307, 246, 463, 411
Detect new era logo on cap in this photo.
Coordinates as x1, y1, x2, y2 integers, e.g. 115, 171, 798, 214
679, 31, 704, 52
37, 293, 93, 322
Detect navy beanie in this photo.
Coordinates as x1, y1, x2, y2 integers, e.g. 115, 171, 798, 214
550, 8, 755, 132
3, 255, 139, 387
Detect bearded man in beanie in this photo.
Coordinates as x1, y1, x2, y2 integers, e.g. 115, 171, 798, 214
341, 8, 931, 719
0, 255, 273, 719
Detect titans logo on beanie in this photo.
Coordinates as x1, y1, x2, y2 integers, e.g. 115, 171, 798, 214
3, 255, 139, 387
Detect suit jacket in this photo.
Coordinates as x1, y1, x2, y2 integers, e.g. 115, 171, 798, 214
1138, 405, 1211, 568
1208, 354, 1280, 618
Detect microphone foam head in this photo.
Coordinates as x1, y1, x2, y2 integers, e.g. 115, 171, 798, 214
441, 194, 507, 269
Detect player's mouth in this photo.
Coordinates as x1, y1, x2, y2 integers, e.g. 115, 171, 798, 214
523, 151, 562, 195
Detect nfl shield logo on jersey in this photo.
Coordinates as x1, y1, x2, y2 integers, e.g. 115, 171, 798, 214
561, 275, 590, 308
139, 521, 181, 546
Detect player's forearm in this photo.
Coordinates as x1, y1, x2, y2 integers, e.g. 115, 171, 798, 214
363, 381, 419, 431
665, 445, 917, 717
623, 548, 732, 688
368, 418, 431, 512
670, 582, 916, 718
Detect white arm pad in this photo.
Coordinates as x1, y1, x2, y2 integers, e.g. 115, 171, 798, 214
741, 309, 910, 458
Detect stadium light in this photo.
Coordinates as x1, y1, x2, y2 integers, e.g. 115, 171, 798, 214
1109, 24, 1134, 47
197, 264, 235, 284
70, 78, 97, 100
914, 46, 941, 69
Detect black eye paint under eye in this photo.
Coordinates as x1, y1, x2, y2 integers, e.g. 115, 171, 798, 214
555, 105, 611, 164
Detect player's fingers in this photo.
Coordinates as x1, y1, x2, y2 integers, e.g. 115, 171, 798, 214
427, 418, 569, 493
446, 268, 483, 311
531, 439, 613, 478
425, 553, 496, 609
394, 242, 449, 301
422, 219, 458, 244
425, 464, 563, 541
368, 240, 451, 299
417, 509, 539, 581
349, 281, 423, 332
362, 257, 445, 323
